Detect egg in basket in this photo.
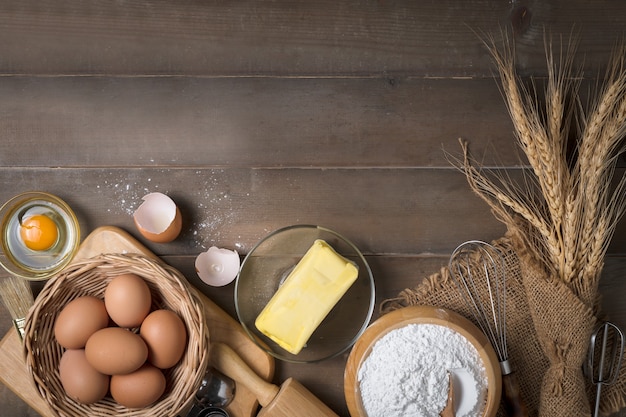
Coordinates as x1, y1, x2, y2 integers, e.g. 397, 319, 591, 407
23, 253, 209, 417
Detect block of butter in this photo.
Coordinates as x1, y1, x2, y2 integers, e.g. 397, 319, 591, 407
254, 239, 359, 355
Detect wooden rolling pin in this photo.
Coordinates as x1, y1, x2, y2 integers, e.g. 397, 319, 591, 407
210, 342, 338, 417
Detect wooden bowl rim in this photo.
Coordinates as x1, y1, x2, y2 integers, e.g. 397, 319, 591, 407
344, 305, 502, 417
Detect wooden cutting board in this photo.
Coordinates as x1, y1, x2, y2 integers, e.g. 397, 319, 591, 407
0, 225, 275, 417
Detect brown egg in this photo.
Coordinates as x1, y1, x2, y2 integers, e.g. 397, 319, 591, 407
140, 309, 187, 369
85, 327, 148, 375
110, 363, 166, 408
59, 349, 110, 405
54, 296, 109, 349
104, 273, 152, 328
133, 192, 182, 243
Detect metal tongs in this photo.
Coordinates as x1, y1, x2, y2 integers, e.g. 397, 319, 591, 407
587, 321, 624, 417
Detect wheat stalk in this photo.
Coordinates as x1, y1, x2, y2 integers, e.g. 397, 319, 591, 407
453, 139, 558, 272
484, 34, 574, 281
458, 34, 626, 304
574, 46, 626, 294
577, 78, 626, 233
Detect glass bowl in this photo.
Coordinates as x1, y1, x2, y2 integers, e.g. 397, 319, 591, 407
235, 225, 375, 363
0, 192, 81, 280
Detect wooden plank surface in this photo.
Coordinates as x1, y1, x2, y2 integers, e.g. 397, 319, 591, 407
0, 226, 274, 417
1, 1, 626, 416
3, 254, 626, 416
0, 167, 509, 255
0, 76, 519, 168
172, 255, 626, 417
0, 1, 625, 77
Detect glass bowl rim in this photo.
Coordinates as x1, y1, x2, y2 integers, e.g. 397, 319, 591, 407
0, 191, 81, 281
234, 224, 375, 363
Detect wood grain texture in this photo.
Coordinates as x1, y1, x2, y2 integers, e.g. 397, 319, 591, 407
0, 1, 624, 77
192, 255, 626, 417
1, 1, 626, 416
0, 227, 274, 417
0, 76, 518, 168
2, 254, 626, 416
0, 167, 512, 255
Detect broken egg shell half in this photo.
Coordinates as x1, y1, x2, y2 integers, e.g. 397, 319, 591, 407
195, 247, 240, 287
133, 192, 182, 243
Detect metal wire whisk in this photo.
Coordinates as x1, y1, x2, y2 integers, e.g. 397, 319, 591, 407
588, 321, 624, 417
449, 240, 528, 417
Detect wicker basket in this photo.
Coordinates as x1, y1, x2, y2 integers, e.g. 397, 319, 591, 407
23, 253, 209, 417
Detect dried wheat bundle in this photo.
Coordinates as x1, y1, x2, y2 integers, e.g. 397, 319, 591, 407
458, 35, 626, 308
446, 35, 626, 416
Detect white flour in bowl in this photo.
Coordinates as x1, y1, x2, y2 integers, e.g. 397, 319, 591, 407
357, 323, 487, 417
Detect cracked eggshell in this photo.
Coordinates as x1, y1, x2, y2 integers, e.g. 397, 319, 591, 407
133, 192, 182, 243
195, 246, 240, 287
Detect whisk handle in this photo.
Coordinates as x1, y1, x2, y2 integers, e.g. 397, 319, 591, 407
502, 371, 529, 417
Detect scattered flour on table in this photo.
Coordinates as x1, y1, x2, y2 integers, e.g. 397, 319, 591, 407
97, 170, 243, 249
358, 323, 487, 417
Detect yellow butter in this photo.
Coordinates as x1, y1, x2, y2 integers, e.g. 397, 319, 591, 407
254, 239, 359, 355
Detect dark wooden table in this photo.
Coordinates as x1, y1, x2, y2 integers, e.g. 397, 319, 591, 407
1, 2, 625, 416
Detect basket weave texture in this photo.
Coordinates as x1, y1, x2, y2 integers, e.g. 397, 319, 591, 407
23, 253, 209, 417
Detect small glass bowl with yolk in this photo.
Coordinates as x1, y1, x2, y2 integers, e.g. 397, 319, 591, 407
1, 192, 80, 280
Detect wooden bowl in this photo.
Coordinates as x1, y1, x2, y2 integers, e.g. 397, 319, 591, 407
23, 253, 209, 417
344, 305, 502, 417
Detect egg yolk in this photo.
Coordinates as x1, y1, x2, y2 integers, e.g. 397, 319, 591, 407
20, 214, 59, 251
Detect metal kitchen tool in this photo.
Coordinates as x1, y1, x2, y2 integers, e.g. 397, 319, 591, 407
182, 367, 234, 417
196, 367, 235, 408
449, 240, 528, 417
588, 321, 624, 417
210, 342, 339, 417
186, 407, 229, 417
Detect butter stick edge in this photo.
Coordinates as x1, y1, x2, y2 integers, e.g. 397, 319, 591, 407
254, 239, 359, 355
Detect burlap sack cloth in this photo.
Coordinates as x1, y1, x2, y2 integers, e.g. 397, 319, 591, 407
378, 34, 626, 416
381, 229, 626, 417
